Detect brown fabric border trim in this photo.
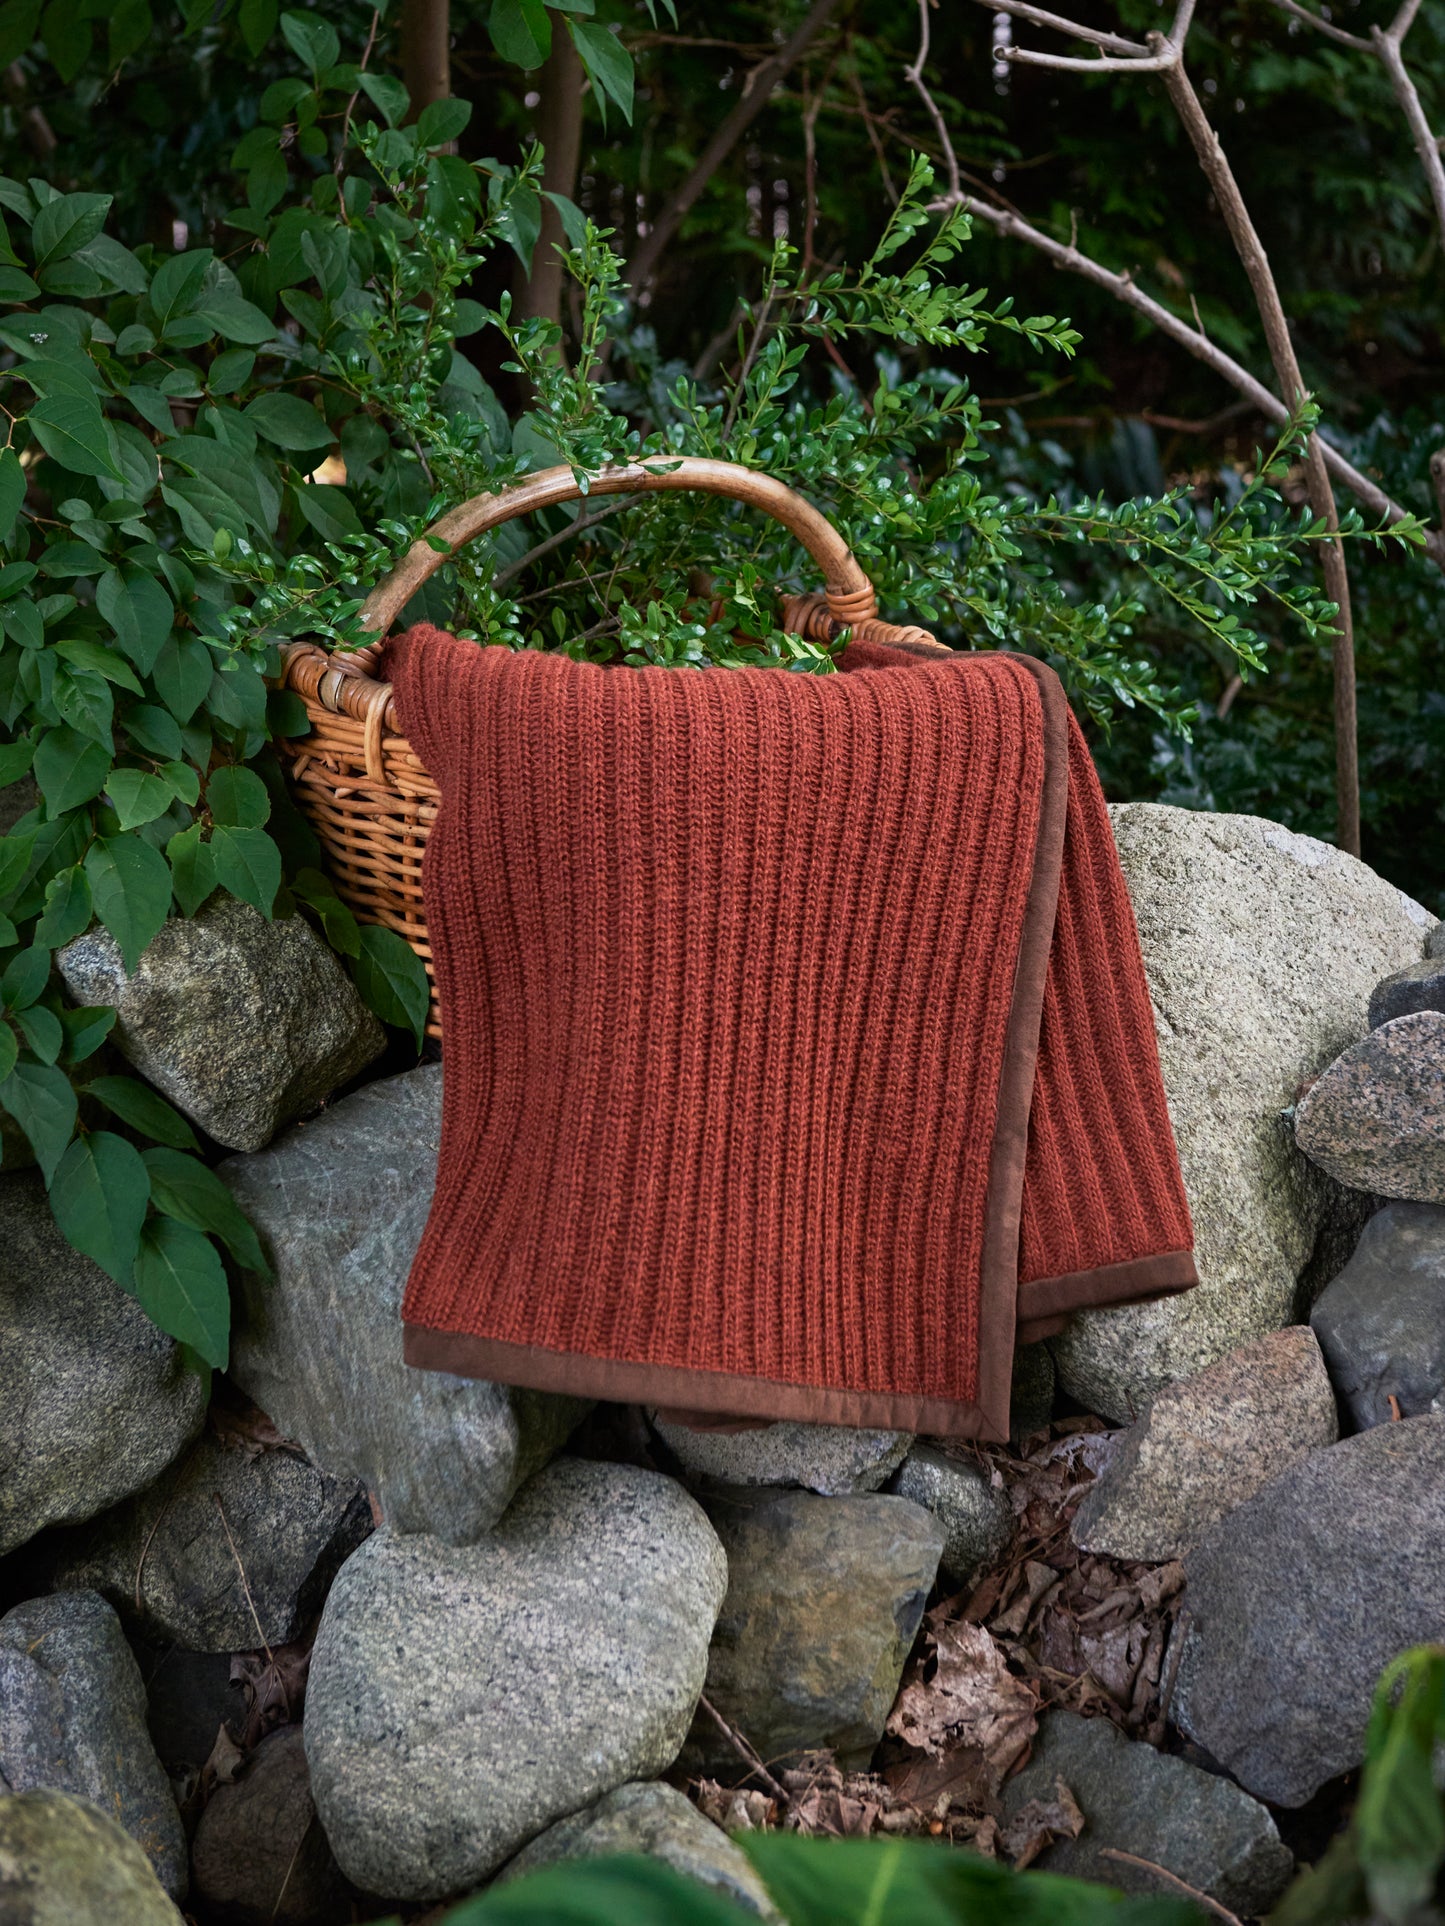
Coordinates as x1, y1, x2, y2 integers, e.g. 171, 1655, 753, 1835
1015, 1247, 1199, 1344
403, 1324, 1006, 1438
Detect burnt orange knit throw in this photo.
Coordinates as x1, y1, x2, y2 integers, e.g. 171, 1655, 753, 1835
385, 625, 1196, 1438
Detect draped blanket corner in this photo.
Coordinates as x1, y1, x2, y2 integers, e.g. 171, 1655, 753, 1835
385, 625, 1197, 1440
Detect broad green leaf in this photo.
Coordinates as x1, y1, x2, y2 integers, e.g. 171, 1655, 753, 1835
74, 232, 148, 295
160, 759, 200, 808
143, 1144, 269, 1275
0, 1059, 77, 1180
206, 764, 270, 829
122, 703, 183, 760
16, 1002, 62, 1063
568, 20, 633, 124
191, 293, 274, 344
60, 1003, 115, 1064
488, 0, 551, 68
87, 1073, 200, 1151
439, 1855, 756, 1924
208, 348, 256, 395
54, 638, 143, 694
416, 98, 472, 148
27, 395, 124, 480
84, 832, 172, 971
107, 766, 179, 830
279, 6, 338, 73
292, 482, 362, 541
208, 825, 280, 915
0, 0, 42, 67
96, 567, 174, 673
0, 737, 33, 786
243, 391, 335, 452
0, 1024, 15, 1083
0, 445, 24, 538
292, 866, 360, 956
357, 71, 410, 127
53, 665, 114, 747
237, 0, 275, 53
147, 250, 211, 331
166, 822, 216, 917
150, 632, 213, 722
353, 923, 430, 1046
134, 1214, 229, 1365
35, 863, 91, 947
29, 191, 111, 268
1357, 1647, 1445, 1920
50, 1128, 150, 1287
33, 724, 110, 813
2, 942, 50, 1009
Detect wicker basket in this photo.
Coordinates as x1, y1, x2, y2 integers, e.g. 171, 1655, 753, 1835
279, 457, 945, 1037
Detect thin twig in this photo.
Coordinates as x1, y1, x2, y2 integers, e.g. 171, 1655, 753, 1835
214, 1493, 275, 1665
492, 499, 632, 588
1263, 0, 1369, 52
697, 1694, 795, 1807
335, 7, 382, 199
984, 0, 1148, 56
270, 1815, 313, 1920
903, 0, 961, 201
134, 1443, 201, 1612
1098, 1850, 1245, 1926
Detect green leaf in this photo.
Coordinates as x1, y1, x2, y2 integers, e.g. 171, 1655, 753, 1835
237, 0, 276, 53
29, 191, 111, 268
357, 71, 410, 127
2, 942, 49, 1009
53, 666, 114, 748
279, 6, 338, 73
0, 1059, 77, 1181
54, 638, 143, 694
27, 395, 124, 481
147, 250, 211, 331
134, 1214, 229, 1366
567, 20, 633, 124
243, 391, 335, 453
15, 1002, 61, 1063
416, 97, 472, 147
84, 832, 173, 972
208, 825, 280, 915
488, 0, 551, 68
96, 567, 174, 674
206, 764, 270, 829
143, 1144, 269, 1275
1356, 1647, 1445, 1920
0, 0, 42, 67
151, 632, 213, 722
122, 703, 183, 761
88, 1073, 200, 1151
353, 923, 429, 1046
0, 1024, 15, 1083
35, 863, 91, 947
33, 725, 110, 814
0, 445, 25, 538
191, 292, 275, 344
50, 1128, 150, 1288
292, 866, 360, 956
0, 738, 32, 787
60, 1002, 115, 1064
166, 822, 216, 917
107, 766, 180, 830
292, 482, 362, 541
208, 348, 256, 395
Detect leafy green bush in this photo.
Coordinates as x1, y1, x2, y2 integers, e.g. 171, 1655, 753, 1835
0, 16, 1421, 1363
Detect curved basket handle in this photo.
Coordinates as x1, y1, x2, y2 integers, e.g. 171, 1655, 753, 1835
334, 457, 918, 678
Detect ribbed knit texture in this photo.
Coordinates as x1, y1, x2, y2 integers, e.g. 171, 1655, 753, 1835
386, 625, 1194, 1435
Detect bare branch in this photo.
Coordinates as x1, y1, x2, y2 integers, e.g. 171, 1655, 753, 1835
1372, 25, 1445, 250
939, 191, 1434, 556
904, 0, 961, 199
1003, 45, 1177, 71
1262, 0, 1370, 51
1387, 0, 1424, 42
624, 0, 842, 294
982, 0, 1149, 57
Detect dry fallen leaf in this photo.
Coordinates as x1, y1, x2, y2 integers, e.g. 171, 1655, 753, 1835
231, 1637, 312, 1748
998, 1776, 1085, 1870
886, 1619, 1038, 1790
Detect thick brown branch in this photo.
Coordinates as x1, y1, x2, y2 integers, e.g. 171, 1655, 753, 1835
401, 0, 450, 119
514, 26, 585, 331
623, 0, 842, 295
1372, 26, 1445, 254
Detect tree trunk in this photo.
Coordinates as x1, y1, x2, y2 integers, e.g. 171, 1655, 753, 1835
514, 25, 586, 330
402, 0, 451, 120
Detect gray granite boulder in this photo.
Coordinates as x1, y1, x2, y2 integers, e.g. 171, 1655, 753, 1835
1430, 920, 1445, 958
190, 1725, 350, 1926
1369, 951, 1445, 1028
1295, 1011, 1445, 1204
893, 1445, 1012, 1586
1175, 1415, 1445, 1805
683, 1487, 943, 1776
651, 1417, 911, 1495
0, 1592, 187, 1900
1053, 806, 1431, 1422
1001, 1712, 1292, 1916
501, 1782, 782, 1919
1311, 1202, 1445, 1428
0, 1791, 184, 1926
58, 895, 384, 1153
0, 1172, 205, 1556
52, 1429, 371, 1652
305, 1458, 727, 1900
221, 1065, 586, 1543
1071, 1326, 1338, 1563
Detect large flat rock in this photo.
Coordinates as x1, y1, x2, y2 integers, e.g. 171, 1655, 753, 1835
1294, 1011, 1445, 1204
220, 1065, 586, 1543
1310, 1201, 1445, 1427
304, 1458, 727, 1900
1053, 806, 1430, 1421
0, 1791, 183, 1926
1175, 1415, 1445, 1805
